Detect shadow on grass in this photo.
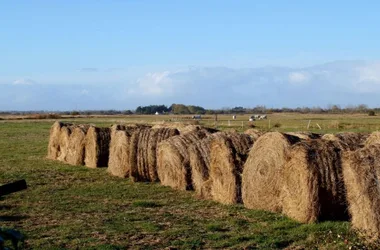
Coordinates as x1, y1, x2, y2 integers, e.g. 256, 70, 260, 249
0, 215, 29, 222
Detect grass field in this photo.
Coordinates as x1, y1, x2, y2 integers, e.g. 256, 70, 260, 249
0, 113, 378, 249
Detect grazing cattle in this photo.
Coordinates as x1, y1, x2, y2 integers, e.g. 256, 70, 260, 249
254, 115, 260, 119
232, 115, 237, 120
192, 115, 202, 120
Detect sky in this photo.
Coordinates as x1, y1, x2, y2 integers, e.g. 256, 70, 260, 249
1, 1, 380, 110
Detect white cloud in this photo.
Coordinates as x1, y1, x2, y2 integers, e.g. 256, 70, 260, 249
12, 78, 36, 85
357, 63, 380, 82
288, 72, 309, 84
81, 89, 89, 95
79, 68, 99, 72
134, 71, 174, 96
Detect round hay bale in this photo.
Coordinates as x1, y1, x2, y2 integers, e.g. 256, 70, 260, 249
286, 132, 321, 140
130, 127, 180, 182
56, 125, 74, 162
107, 126, 140, 178
189, 132, 228, 199
322, 132, 368, 151
241, 132, 302, 212
365, 131, 380, 146
244, 129, 263, 141
153, 123, 218, 134
47, 121, 64, 160
281, 139, 348, 223
209, 132, 254, 204
342, 144, 380, 240
84, 126, 111, 168
66, 125, 90, 165
157, 129, 211, 190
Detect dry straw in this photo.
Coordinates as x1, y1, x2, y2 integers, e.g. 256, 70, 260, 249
47, 121, 65, 160
157, 128, 211, 190
242, 132, 302, 212
189, 132, 227, 199
209, 132, 254, 204
107, 125, 143, 178
322, 132, 368, 151
57, 124, 74, 162
129, 127, 180, 182
342, 144, 380, 240
364, 131, 380, 146
244, 129, 263, 141
281, 139, 348, 223
84, 126, 111, 168
66, 125, 90, 165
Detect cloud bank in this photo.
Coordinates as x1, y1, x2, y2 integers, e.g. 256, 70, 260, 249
2, 61, 380, 110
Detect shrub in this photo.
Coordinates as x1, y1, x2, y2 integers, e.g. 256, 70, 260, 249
368, 110, 376, 116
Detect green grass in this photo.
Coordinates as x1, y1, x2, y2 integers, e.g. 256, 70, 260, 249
0, 117, 378, 249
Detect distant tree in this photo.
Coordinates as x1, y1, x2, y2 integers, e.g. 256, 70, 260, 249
135, 105, 169, 114
368, 110, 376, 116
170, 104, 190, 114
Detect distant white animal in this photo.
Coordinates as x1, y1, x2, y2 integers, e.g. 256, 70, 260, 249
192, 115, 202, 120
258, 115, 267, 120
232, 115, 237, 120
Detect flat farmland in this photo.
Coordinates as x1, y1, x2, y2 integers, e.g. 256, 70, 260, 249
0, 113, 378, 249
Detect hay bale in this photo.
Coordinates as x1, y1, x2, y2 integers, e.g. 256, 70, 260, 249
209, 132, 254, 204
84, 126, 111, 168
47, 121, 65, 160
322, 132, 368, 151
129, 127, 180, 182
189, 132, 226, 199
157, 129, 211, 190
57, 125, 74, 162
281, 139, 348, 223
153, 122, 218, 134
66, 125, 90, 165
241, 132, 302, 211
286, 132, 321, 140
107, 126, 141, 178
365, 131, 380, 146
244, 129, 263, 141
342, 144, 380, 240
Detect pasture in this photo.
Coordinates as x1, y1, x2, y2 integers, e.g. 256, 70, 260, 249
0, 113, 379, 249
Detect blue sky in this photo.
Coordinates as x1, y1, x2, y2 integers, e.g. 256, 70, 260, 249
1, 1, 380, 110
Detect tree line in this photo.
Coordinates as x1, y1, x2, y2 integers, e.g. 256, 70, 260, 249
0, 104, 378, 115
